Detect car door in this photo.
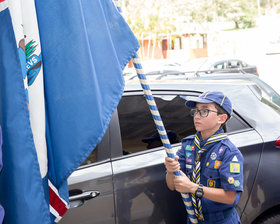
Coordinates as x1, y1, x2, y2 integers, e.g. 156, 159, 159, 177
112, 92, 193, 224
60, 115, 117, 224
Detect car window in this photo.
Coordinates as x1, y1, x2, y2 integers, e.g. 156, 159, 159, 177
260, 81, 280, 109
81, 147, 98, 165
241, 61, 248, 67
228, 60, 240, 69
250, 79, 280, 113
117, 93, 250, 154
212, 62, 226, 70
117, 94, 194, 154
80, 120, 111, 167
225, 115, 249, 133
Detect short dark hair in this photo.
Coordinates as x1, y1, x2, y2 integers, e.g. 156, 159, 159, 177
214, 103, 228, 116
214, 103, 229, 128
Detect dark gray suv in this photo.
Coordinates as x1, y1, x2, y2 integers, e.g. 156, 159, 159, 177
60, 79, 280, 224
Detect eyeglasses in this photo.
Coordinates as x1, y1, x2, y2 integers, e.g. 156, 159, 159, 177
190, 108, 219, 117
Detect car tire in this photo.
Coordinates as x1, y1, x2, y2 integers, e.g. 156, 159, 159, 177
255, 213, 280, 224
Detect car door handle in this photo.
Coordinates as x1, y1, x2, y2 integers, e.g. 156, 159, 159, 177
69, 190, 100, 202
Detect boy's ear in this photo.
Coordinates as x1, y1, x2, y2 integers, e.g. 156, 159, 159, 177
218, 113, 228, 124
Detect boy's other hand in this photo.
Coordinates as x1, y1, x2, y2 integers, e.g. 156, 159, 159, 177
174, 171, 198, 194
164, 155, 180, 174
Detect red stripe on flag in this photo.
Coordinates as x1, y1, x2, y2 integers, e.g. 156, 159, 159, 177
49, 186, 68, 217
0, 0, 5, 3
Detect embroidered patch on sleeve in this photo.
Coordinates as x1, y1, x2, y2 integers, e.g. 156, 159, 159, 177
234, 180, 240, 187
230, 162, 240, 173
228, 177, 235, 184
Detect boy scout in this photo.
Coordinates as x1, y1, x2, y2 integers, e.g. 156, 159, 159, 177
165, 91, 243, 224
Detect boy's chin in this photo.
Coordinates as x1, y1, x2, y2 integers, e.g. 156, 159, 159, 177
194, 126, 202, 131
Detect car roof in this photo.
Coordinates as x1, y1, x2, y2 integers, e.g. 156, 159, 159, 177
124, 78, 256, 92
195, 72, 256, 79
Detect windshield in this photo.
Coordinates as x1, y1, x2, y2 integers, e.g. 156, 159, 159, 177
250, 78, 280, 112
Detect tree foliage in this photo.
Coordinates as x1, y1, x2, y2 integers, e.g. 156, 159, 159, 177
120, 0, 280, 38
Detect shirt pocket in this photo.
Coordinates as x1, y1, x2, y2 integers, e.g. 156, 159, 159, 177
202, 167, 221, 188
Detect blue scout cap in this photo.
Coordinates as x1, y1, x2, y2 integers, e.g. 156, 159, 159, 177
185, 91, 232, 117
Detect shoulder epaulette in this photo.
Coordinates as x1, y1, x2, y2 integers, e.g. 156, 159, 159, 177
182, 134, 195, 143
220, 139, 238, 152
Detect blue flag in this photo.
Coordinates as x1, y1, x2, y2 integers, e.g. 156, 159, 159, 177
0, 4, 51, 223
0, 0, 139, 222
0, 126, 4, 223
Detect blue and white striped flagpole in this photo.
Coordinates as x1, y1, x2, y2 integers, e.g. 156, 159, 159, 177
132, 54, 198, 224
113, 1, 198, 223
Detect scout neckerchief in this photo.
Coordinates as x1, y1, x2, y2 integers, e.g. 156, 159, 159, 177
191, 130, 228, 221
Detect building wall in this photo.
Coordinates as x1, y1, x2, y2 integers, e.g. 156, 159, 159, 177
139, 33, 208, 61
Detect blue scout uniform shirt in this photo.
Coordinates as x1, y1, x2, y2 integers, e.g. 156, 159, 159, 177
177, 128, 244, 224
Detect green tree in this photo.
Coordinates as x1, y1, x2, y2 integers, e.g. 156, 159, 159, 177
220, 0, 258, 28
121, 0, 177, 39
120, 0, 279, 34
